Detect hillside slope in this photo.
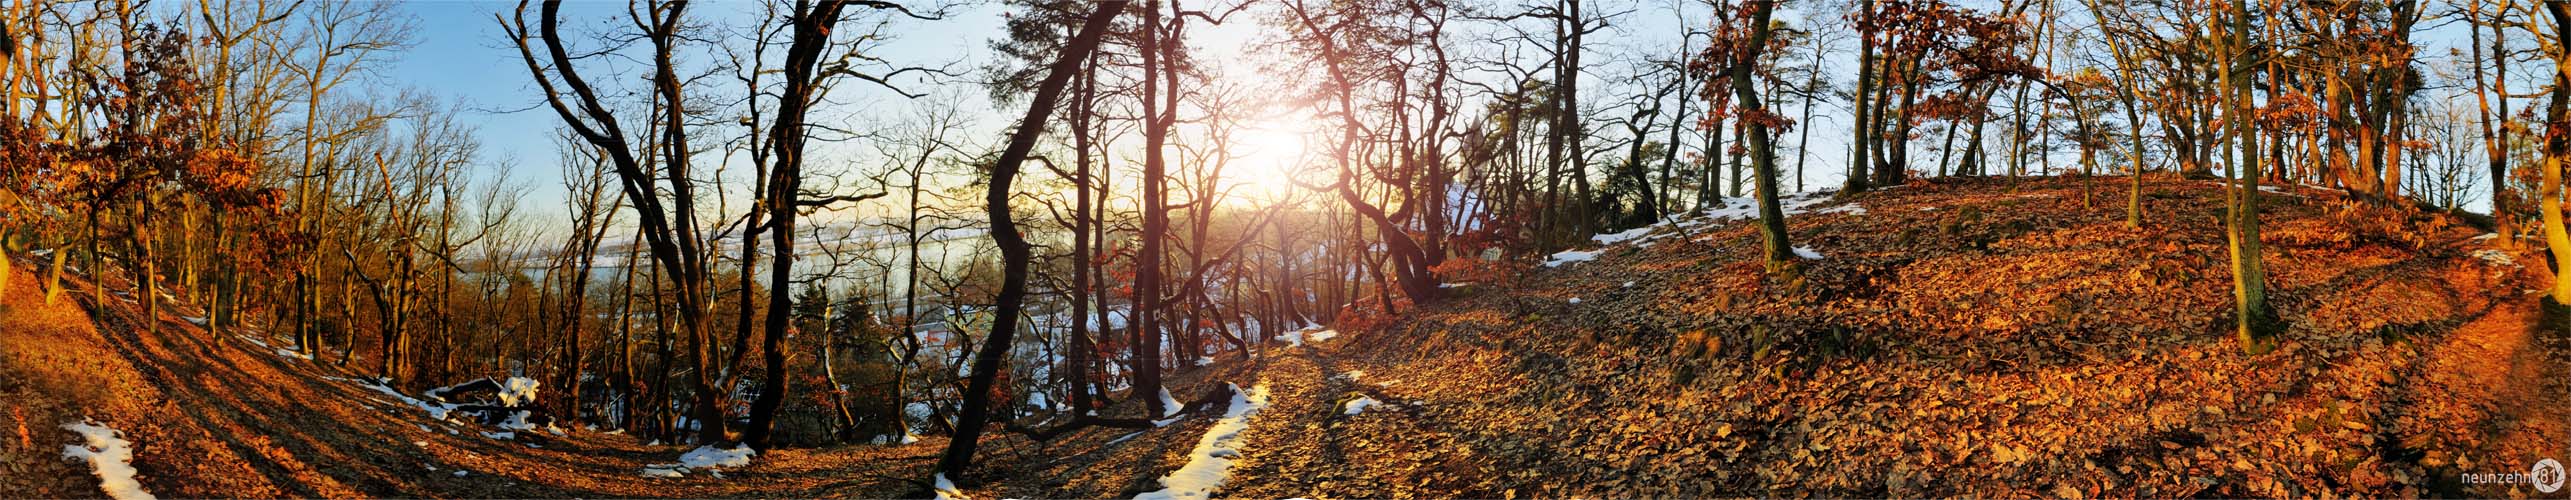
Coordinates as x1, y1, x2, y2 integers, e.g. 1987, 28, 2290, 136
992, 175, 2569, 498
7, 175, 2567, 499
0, 256, 952, 498
1243, 176, 2568, 498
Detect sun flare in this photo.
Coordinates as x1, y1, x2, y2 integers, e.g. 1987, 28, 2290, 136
1222, 117, 1316, 203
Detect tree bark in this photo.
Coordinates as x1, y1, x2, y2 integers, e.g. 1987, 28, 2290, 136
936, 0, 1124, 483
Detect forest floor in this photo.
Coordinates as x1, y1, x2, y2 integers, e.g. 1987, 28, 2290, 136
5, 174, 2569, 498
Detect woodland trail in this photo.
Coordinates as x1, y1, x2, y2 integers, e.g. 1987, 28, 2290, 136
2386, 284, 2571, 484
1222, 338, 1534, 499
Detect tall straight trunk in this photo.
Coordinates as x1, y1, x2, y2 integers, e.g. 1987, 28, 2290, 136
1847, 0, 1876, 194
1663, 67, 1693, 213
745, 0, 853, 450
1132, 0, 1171, 419
937, 0, 1125, 483
2472, 0, 2514, 245
2080, 0, 2150, 227
2223, 0, 2278, 354
614, 239, 640, 430
1935, 121, 1960, 177
1792, 65, 1818, 191
1066, 49, 1099, 416
1881, 57, 1921, 186
2539, 0, 2571, 303
1729, 0, 1792, 273
1564, 0, 1592, 236
1707, 107, 1727, 202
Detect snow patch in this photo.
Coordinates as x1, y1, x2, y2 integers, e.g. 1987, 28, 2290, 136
641, 465, 686, 478
1817, 203, 1868, 215
1567, 297, 1582, 305
1793, 246, 1824, 260
2475, 249, 2518, 267
1278, 327, 1339, 348
347, 378, 457, 420
679, 444, 757, 468
1132, 383, 1271, 500
496, 377, 541, 407
1542, 249, 1602, 267
1157, 388, 1184, 419
934, 473, 970, 500
1591, 225, 1658, 246
870, 432, 919, 445
1342, 396, 1382, 415
61, 420, 154, 500
641, 444, 756, 478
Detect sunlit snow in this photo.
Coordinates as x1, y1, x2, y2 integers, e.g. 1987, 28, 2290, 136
1133, 383, 1271, 500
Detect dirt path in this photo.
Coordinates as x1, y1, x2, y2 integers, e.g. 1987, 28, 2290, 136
2385, 286, 2571, 493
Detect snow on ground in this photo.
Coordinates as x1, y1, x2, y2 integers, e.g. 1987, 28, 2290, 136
1550, 192, 1862, 266
1794, 246, 1825, 260
2475, 249, 2518, 267
641, 444, 758, 478
337, 377, 458, 420
1278, 327, 1340, 348
679, 444, 757, 468
180, 316, 208, 326
1542, 249, 1602, 268
1157, 388, 1185, 420
1591, 225, 1658, 246
1342, 396, 1383, 416
641, 465, 686, 478
1567, 297, 1582, 305
1133, 383, 1272, 500
934, 473, 970, 500
480, 431, 515, 440
497, 377, 541, 406
61, 420, 154, 500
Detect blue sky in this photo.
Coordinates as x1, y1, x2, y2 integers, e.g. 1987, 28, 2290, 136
364, 0, 2515, 230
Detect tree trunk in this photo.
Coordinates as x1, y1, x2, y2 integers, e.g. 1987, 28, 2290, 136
936, 0, 1124, 483
2223, 0, 2278, 354
1728, 0, 1793, 273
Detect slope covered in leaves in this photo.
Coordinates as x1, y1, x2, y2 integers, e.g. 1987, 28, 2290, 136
10, 175, 2569, 499
1199, 175, 2571, 498
0, 255, 951, 498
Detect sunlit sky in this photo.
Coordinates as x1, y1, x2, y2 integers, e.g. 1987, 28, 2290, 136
359, 0, 2506, 232
377, 1, 1337, 226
